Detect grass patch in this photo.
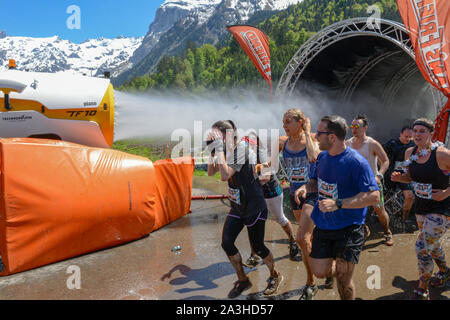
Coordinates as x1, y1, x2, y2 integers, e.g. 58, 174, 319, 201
112, 138, 221, 180
112, 139, 169, 162
194, 169, 221, 180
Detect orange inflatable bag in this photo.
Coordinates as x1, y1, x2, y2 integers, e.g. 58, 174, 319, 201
0, 138, 158, 276
152, 157, 194, 231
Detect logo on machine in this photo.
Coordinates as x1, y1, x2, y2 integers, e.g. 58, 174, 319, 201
30, 79, 39, 90
66, 110, 97, 117
83, 102, 97, 107
2, 114, 32, 122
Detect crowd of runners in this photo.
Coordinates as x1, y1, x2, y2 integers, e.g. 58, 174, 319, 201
206, 109, 450, 300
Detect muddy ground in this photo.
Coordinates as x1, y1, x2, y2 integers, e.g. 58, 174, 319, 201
0, 175, 448, 300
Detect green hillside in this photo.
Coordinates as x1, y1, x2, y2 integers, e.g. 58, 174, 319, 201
118, 0, 401, 93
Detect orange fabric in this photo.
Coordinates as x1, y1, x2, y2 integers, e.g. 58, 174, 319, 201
0, 138, 157, 275
152, 157, 194, 231
226, 25, 272, 91
397, 0, 450, 141
0, 139, 194, 276
434, 100, 450, 142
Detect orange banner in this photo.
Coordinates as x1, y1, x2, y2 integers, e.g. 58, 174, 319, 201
397, 0, 450, 142
226, 25, 272, 92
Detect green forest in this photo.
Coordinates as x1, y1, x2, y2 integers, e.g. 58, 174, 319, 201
117, 0, 401, 93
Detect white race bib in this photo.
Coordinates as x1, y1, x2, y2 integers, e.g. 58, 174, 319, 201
228, 187, 241, 205
412, 182, 433, 199
394, 161, 404, 170
318, 178, 338, 200
289, 166, 310, 184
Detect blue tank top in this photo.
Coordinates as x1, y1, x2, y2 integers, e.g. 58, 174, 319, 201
281, 139, 317, 195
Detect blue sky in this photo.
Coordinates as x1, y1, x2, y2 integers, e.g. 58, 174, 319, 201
0, 0, 166, 43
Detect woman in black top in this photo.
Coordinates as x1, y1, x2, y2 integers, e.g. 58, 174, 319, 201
392, 118, 450, 300
241, 131, 298, 268
207, 120, 283, 299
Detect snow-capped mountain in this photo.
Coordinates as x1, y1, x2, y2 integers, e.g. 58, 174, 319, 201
114, 0, 303, 85
0, 35, 143, 77
122, 0, 222, 77
0, 0, 302, 83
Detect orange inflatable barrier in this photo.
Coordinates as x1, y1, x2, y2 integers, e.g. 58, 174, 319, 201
0, 138, 193, 276
152, 157, 194, 231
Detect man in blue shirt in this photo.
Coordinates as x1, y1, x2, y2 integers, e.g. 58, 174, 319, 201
294, 115, 380, 300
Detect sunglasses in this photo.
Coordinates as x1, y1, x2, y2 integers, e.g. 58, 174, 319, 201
350, 124, 360, 129
316, 131, 331, 136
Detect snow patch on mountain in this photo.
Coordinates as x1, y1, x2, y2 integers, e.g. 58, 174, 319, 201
119, 0, 303, 82
0, 36, 143, 76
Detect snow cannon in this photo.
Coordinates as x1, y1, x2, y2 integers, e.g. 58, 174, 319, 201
0, 66, 114, 148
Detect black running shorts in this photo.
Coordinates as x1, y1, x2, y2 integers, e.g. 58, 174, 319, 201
310, 224, 365, 264
289, 192, 318, 211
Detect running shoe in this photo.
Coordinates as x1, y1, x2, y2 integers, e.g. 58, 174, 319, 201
228, 278, 252, 299
384, 233, 394, 246
324, 276, 334, 289
263, 273, 283, 295
289, 241, 299, 260
299, 284, 318, 300
430, 267, 450, 288
243, 255, 261, 268
413, 288, 429, 300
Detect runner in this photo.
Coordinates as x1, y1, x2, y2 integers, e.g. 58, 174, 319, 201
207, 120, 283, 299
240, 131, 297, 269
295, 115, 381, 300
391, 118, 450, 300
383, 125, 415, 225
279, 108, 328, 299
346, 114, 394, 246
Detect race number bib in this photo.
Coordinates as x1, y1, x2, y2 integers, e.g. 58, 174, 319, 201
412, 182, 432, 199
318, 178, 338, 200
228, 187, 241, 205
394, 161, 404, 171
289, 166, 309, 184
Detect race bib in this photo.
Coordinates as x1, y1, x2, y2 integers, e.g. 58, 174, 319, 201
228, 187, 241, 205
289, 166, 309, 184
318, 178, 338, 200
394, 161, 404, 170
412, 182, 433, 199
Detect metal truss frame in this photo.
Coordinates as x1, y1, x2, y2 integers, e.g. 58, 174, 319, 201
276, 17, 448, 145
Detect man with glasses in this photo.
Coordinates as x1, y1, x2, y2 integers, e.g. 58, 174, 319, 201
294, 115, 380, 300
346, 115, 393, 246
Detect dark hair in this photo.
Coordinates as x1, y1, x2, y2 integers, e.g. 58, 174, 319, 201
354, 114, 368, 127
321, 115, 348, 141
401, 125, 412, 133
212, 120, 238, 145
413, 118, 434, 132
246, 130, 263, 164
